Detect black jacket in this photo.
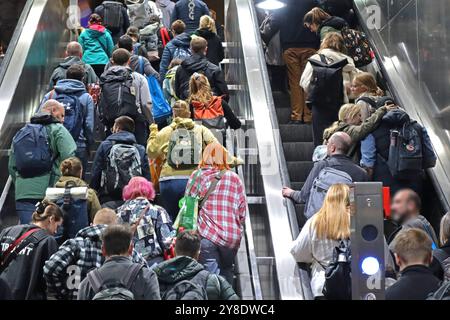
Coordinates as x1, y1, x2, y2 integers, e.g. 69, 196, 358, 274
432, 242, 450, 281
78, 256, 161, 300
94, 2, 130, 42
271, 0, 320, 50
0, 225, 58, 300
175, 53, 229, 101
386, 265, 441, 300
194, 28, 225, 66
291, 154, 368, 204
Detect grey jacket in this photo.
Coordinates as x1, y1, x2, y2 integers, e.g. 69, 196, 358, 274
77, 256, 161, 300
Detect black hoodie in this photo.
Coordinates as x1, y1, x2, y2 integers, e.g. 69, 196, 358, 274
194, 28, 225, 66
174, 53, 229, 101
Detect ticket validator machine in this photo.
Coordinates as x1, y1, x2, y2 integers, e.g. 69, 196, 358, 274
350, 182, 385, 300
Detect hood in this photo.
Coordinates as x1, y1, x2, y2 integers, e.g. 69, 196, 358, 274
106, 131, 137, 144
76, 224, 106, 240
59, 56, 83, 69
100, 66, 132, 84
140, 22, 160, 35
320, 16, 348, 30
381, 109, 410, 127
169, 117, 196, 130
54, 79, 87, 95
153, 256, 204, 284
195, 28, 215, 40
86, 24, 107, 38
55, 176, 88, 188
171, 33, 192, 48
181, 53, 208, 73
156, 0, 173, 8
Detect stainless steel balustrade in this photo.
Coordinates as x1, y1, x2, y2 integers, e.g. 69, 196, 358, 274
225, 0, 305, 300
0, 0, 70, 222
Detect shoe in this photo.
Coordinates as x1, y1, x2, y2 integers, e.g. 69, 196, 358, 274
288, 120, 303, 125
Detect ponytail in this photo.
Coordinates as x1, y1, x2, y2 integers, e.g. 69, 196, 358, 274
31, 200, 63, 223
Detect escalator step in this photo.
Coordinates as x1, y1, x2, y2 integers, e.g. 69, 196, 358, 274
283, 142, 315, 161
279, 124, 313, 142
272, 91, 291, 108
275, 108, 291, 124
291, 182, 304, 191
287, 161, 314, 183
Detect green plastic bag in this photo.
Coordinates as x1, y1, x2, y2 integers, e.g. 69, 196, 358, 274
173, 170, 202, 233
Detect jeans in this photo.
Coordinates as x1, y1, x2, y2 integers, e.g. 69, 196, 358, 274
75, 147, 89, 180
199, 238, 238, 286
159, 178, 189, 222
16, 200, 38, 224
283, 48, 316, 121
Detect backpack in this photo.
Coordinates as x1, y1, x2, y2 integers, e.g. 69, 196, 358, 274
102, 142, 142, 197
306, 54, 348, 108
147, 73, 172, 125
304, 166, 353, 219
340, 26, 373, 68
162, 270, 209, 300
173, 46, 191, 61
140, 31, 159, 52
322, 240, 352, 300
87, 263, 143, 300
433, 249, 450, 282
192, 96, 226, 130
356, 96, 395, 110
427, 281, 450, 300
167, 126, 203, 170
100, 1, 124, 32
12, 124, 54, 178
49, 90, 84, 140
49, 181, 89, 243
385, 121, 425, 179
98, 68, 139, 126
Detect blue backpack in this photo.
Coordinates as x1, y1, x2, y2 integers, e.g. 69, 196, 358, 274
139, 58, 172, 126
12, 124, 54, 178
53, 181, 89, 244
50, 90, 84, 141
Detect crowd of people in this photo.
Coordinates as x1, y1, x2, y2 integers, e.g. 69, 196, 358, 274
0, 0, 248, 301
262, 0, 448, 300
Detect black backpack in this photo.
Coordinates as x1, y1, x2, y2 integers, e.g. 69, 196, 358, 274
427, 281, 450, 300
87, 263, 143, 300
386, 121, 426, 179
356, 96, 395, 110
162, 270, 209, 300
100, 1, 124, 33
322, 240, 352, 300
306, 54, 348, 108
98, 68, 139, 126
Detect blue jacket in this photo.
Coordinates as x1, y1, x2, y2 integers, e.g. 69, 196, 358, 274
41, 79, 95, 150
171, 0, 210, 34
78, 25, 114, 66
90, 131, 151, 196
159, 32, 192, 82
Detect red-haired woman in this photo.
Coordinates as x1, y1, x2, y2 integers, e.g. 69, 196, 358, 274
116, 177, 175, 267
184, 142, 247, 284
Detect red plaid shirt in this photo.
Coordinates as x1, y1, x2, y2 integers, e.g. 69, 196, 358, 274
186, 168, 247, 249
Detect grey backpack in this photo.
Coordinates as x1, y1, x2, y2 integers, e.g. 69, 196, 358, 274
304, 166, 352, 219
102, 143, 142, 197
162, 270, 209, 300
427, 281, 450, 300
87, 263, 143, 300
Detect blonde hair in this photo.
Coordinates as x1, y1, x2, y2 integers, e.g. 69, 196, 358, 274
353, 72, 384, 96
199, 15, 217, 34
440, 212, 450, 246
323, 104, 361, 140
189, 73, 213, 105
60, 157, 82, 177
172, 100, 191, 118
312, 184, 351, 240
303, 7, 331, 27
391, 228, 432, 264
320, 32, 347, 54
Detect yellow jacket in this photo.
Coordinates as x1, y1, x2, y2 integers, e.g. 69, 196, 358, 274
147, 117, 241, 179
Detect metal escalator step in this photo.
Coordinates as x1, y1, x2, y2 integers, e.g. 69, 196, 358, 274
291, 182, 304, 191
279, 124, 313, 142
283, 142, 315, 162
275, 108, 291, 124
272, 91, 291, 108
287, 161, 314, 183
